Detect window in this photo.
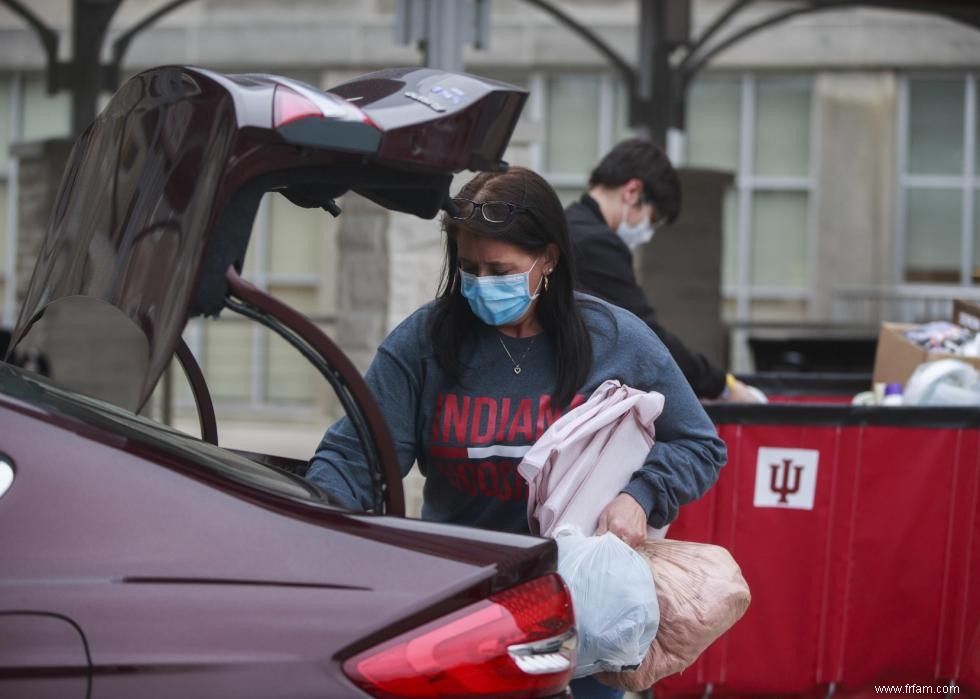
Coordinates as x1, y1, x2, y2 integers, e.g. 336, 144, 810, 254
533, 70, 815, 371
686, 73, 815, 318
899, 75, 978, 284
22, 76, 70, 142
182, 193, 336, 410
535, 72, 636, 205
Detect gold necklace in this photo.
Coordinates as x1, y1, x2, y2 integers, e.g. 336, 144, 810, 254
498, 335, 537, 375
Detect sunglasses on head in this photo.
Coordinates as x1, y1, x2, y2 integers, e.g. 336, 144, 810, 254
450, 198, 530, 227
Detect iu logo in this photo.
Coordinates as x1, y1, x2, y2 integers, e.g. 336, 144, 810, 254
753, 447, 819, 510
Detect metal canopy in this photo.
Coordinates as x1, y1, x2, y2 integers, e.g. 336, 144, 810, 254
524, 0, 980, 145
3, 0, 980, 141
1, 0, 195, 136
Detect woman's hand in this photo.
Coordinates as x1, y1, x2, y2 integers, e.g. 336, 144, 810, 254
595, 493, 648, 548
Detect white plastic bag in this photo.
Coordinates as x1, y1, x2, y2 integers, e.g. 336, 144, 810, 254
555, 526, 660, 678
904, 358, 980, 406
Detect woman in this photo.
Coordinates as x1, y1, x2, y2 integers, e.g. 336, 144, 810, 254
307, 166, 726, 699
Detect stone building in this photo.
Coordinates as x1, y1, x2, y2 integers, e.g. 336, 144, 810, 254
1, 1, 979, 473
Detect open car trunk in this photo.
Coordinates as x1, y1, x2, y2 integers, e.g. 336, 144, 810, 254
8, 64, 528, 517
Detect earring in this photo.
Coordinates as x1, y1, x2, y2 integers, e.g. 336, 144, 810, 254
544, 274, 549, 293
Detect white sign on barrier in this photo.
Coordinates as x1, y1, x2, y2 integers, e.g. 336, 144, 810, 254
753, 447, 819, 510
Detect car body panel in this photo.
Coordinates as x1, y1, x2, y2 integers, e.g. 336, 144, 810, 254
0, 614, 88, 699
0, 364, 557, 695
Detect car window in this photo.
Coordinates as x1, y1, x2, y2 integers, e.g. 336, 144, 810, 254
0, 363, 323, 502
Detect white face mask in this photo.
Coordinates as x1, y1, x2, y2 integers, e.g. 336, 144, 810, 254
615, 203, 655, 249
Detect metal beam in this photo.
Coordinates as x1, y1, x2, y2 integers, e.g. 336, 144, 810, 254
635, 0, 672, 144
423, 0, 466, 72
679, 0, 754, 73
521, 0, 637, 88
680, 0, 980, 87
0, 0, 59, 91
394, 0, 492, 72
682, 2, 850, 87
110, 0, 198, 88
2, 0, 206, 135
70, 0, 123, 136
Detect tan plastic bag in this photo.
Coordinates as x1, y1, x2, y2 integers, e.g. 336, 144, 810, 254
595, 539, 751, 692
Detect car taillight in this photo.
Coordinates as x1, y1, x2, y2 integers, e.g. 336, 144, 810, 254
343, 573, 576, 698
274, 85, 323, 126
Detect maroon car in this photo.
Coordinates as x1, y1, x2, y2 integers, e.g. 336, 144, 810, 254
0, 65, 576, 698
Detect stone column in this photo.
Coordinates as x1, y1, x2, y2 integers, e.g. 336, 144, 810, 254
334, 193, 392, 373
387, 211, 446, 331
811, 73, 897, 322
334, 196, 448, 370
638, 167, 732, 369
11, 138, 73, 319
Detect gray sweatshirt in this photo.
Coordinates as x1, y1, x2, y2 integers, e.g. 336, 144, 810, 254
307, 293, 726, 534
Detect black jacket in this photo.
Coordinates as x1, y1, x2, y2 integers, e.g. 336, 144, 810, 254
565, 195, 727, 399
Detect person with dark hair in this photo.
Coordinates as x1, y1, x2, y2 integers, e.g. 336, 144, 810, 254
567, 138, 762, 402
307, 166, 726, 699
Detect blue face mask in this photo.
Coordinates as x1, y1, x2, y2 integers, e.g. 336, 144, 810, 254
460, 258, 541, 326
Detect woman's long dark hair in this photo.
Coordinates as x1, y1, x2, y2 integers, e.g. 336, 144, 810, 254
429, 166, 592, 408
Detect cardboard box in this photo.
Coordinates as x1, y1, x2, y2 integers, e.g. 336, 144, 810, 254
873, 318, 980, 386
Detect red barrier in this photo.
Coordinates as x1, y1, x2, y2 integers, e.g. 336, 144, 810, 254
657, 405, 980, 697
